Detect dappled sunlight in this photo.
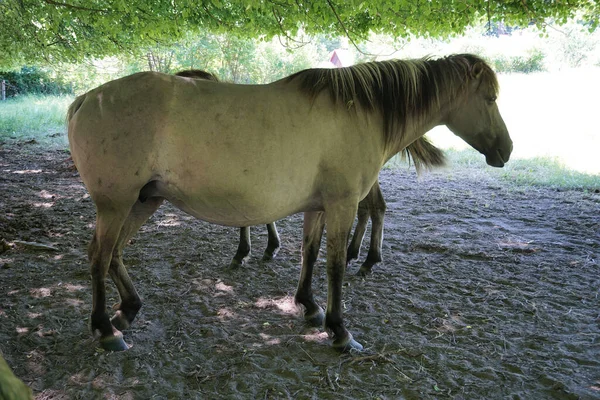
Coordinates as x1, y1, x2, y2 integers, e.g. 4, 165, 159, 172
156, 213, 183, 227
33, 202, 54, 208
61, 283, 85, 292
26, 312, 42, 319
217, 307, 236, 321
254, 296, 298, 315
215, 281, 234, 294
12, 169, 42, 175
16, 327, 29, 335
30, 287, 52, 298
65, 298, 84, 307
301, 330, 329, 344
38, 190, 57, 200
0, 257, 14, 265
497, 239, 538, 254
258, 332, 282, 346
32, 190, 58, 208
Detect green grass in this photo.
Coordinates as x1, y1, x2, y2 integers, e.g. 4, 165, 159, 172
0, 94, 73, 146
435, 148, 599, 191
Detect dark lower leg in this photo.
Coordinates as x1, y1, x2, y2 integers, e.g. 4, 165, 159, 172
324, 203, 363, 352
263, 222, 280, 260
106, 198, 161, 333
88, 211, 130, 351
109, 256, 142, 331
358, 209, 385, 275
295, 212, 325, 326
347, 204, 369, 264
358, 182, 386, 276
231, 227, 251, 267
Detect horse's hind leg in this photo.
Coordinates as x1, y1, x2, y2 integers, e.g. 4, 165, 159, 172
88, 201, 133, 352
109, 197, 164, 331
294, 211, 325, 327
263, 222, 280, 260
347, 198, 369, 265
231, 227, 251, 267
357, 181, 386, 276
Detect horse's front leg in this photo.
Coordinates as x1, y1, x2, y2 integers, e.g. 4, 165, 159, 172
294, 211, 325, 327
325, 201, 364, 352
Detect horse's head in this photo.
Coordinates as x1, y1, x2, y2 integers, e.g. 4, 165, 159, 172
445, 59, 513, 167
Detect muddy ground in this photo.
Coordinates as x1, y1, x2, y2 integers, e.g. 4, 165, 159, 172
0, 143, 599, 399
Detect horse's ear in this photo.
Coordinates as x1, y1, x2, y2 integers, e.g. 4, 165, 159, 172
471, 62, 484, 80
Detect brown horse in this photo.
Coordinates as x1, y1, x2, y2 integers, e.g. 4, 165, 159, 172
68, 54, 511, 352
176, 69, 446, 273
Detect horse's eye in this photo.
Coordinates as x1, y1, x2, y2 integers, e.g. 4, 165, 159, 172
488, 96, 497, 103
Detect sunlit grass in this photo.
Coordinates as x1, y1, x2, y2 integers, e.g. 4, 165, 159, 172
387, 147, 599, 190
0, 94, 72, 146
442, 148, 598, 190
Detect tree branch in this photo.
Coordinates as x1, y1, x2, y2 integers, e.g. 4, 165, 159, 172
271, 7, 311, 49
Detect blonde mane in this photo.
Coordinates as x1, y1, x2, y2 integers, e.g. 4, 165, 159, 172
286, 54, 499, 145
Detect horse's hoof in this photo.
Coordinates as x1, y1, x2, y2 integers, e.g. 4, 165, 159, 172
100, 332, 129, 352
262, 248, 279, 261
333, 335, 363, 353
110, 310, 130, 331
229, 258, 245, 269
356, 265, 373, 276
305, 308, 325, 327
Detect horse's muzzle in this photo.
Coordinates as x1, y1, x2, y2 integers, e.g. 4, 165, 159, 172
486, 140, 513, 168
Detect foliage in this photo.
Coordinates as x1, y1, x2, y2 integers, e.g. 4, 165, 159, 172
490, 49, 546, 73
0, 67, 72, 97
0, 0, 597, 69
551, 22, 600, 67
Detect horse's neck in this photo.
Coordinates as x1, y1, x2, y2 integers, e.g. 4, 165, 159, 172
385, 112, 444, 160
385, 84, 461, 159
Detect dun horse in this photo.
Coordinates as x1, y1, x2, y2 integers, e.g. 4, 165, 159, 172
176, 70, 446, 273
176, 69, 282, 266
68, 54, 512, 352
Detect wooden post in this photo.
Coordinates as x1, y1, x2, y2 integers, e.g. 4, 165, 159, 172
1, 80, 5, 101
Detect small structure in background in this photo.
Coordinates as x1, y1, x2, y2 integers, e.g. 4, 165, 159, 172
329, 48, 354, 68
316, 48, 355, 69
1, 80, 6, 101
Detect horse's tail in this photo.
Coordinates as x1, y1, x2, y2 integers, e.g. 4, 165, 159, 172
403, 136, 446, 173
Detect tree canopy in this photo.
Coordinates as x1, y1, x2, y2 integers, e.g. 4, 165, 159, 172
1, 0, 598, 68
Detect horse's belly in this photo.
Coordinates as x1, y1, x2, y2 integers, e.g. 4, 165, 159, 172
151, 180, 311, 226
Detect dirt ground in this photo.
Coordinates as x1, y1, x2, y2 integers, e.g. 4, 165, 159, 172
0, 143, 599, 399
